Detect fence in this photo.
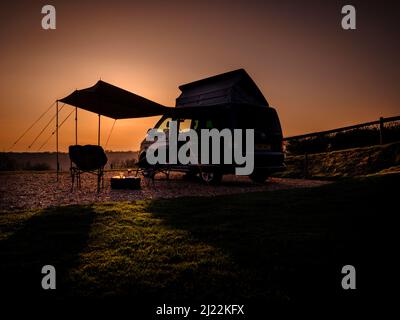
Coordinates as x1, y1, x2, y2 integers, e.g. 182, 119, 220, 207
284, 115, 400, 144
282, 115, 400, 178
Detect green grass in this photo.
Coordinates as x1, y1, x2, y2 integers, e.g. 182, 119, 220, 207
1, 173, 398, 305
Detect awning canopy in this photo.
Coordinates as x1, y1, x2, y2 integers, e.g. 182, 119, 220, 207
59, 80, 171, 119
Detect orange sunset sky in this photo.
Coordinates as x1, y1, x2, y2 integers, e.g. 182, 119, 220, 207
0, 0, 399, 152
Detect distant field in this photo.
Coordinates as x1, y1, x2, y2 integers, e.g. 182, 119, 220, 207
0, 151, 138, 171
1, 172, 397, 308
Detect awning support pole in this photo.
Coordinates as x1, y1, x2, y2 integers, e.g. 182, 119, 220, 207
75, 107, 78, 145
98, 114, 101, 146
56, 101, 59, 182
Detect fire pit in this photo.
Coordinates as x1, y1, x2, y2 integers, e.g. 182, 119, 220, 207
110, 175, 141, 189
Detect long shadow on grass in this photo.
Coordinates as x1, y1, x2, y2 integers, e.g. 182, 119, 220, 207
0, 205, 94, 298
146, 174, 398, 304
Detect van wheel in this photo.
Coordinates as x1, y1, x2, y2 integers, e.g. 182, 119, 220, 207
183, 170, 198, 181
200, 170, 222, 184
249, 170, 269, 183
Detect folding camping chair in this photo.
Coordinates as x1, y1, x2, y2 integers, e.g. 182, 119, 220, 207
69, 145, 108, 192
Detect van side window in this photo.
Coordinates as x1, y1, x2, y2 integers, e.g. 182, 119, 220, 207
236, 108, 281, 134
192, 120, 200, 130
205, 120, 214, 129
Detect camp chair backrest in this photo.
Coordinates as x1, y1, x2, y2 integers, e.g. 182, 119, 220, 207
69, 145, 108, 171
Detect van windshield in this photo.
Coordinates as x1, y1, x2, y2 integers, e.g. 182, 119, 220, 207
155, 117, 199, 133
155, 117, 172, 132
178, 119, 192, 132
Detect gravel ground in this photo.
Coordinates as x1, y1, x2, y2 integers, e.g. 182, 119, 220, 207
0, 171, 331, 212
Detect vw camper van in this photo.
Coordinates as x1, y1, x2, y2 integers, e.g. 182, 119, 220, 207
139, 69, 285, 183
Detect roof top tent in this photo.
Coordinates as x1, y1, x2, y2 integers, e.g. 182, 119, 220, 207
175, 68, 269, 108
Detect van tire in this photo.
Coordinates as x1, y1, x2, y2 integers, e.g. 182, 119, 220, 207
183, 170, 199, 181
249, 170, 269, 183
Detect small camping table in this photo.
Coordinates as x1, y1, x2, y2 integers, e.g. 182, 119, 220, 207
110, 175, 141, 189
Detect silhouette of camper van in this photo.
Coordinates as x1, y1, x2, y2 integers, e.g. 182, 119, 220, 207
138, 69, 285, 184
